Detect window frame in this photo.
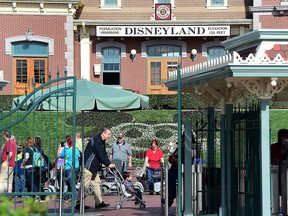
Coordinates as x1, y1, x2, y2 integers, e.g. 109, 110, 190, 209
207, 46, 227, 61
153, 0, 174, 8
206, 0, 228, 10
100, 0, 122, 10
101, 47, 121, 86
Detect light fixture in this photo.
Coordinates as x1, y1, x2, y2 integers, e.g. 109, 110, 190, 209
130, 49, 137, 62
25, 26, 33, 41
271, 77, 278, 86
191, 49, 197, 62
227, 82, 232, 88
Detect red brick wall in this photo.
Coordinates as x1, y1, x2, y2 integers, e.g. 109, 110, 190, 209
262, 0, 280, 6
260, 15, 288, 28
89, 37, 225, 94
0, 15, 67, 94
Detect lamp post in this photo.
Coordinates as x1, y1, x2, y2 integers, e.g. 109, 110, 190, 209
177, 59, 182, 216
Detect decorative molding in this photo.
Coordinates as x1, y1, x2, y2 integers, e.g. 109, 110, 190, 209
95, 41, 126, 59
231, 78, 288, 99
1, 2, 79, 15
169, 51, 288, 79
5, 35, 54, 56
141, 39, 187, 58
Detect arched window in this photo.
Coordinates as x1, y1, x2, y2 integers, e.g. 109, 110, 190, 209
12, 41, 48, 57
102, 47, 121, 85
147, 45, 181, 57
207, 46, 227, 60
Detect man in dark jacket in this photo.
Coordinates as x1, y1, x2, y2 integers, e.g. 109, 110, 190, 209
76, 128, 115, 209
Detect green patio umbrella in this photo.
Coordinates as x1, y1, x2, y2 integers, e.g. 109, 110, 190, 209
12, 79, 149, 111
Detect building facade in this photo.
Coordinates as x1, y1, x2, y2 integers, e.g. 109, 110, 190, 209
0, 0, 252, 95
0, 0, 80, 95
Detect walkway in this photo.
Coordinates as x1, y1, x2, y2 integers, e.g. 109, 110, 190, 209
74, 192, 177, 216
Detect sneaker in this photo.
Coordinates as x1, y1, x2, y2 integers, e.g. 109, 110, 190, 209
149, 192, 154, 195
75, 203, 90, 209
95, 201, 110, 208
134, 200, 145, 205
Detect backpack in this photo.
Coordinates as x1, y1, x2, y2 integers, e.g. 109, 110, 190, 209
30, 147, 47, 170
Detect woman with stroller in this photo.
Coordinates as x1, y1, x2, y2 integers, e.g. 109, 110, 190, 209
59, 137, 80, 202
144, 138, 164, 195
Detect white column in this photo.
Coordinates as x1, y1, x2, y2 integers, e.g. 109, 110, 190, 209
80, 27, 90, 80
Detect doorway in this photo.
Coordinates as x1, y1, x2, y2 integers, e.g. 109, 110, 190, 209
147, 59, 178, 94
14, 58, 48, 95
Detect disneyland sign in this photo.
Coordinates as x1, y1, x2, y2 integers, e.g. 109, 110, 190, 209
96, 25, 230, 37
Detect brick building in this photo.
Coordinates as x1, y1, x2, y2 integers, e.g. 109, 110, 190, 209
3, 0, 287, 95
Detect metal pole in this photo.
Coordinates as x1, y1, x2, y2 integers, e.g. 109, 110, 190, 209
161, 165, 165, 215
177, 62, 182, 216
80, 110, 85, 215
59, 165, 64, 216
71, 76, 77, 215
165, 164, 169, 216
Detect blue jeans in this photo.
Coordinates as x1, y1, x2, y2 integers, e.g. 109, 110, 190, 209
146, 168, 160, 192
14, 174, 26, 193
65, 168, 79, 200
134, 188, 142, 201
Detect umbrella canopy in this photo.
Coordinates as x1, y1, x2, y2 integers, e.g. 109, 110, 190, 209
12, 79, 149, 111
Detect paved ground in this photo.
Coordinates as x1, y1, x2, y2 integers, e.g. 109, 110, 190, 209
73, 192, 177, 216
11, 193, 176, 215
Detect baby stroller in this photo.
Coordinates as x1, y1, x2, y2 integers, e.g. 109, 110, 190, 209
108, 165, 146, 210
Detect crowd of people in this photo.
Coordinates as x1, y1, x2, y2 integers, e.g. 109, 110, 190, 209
0, 128, 180, 210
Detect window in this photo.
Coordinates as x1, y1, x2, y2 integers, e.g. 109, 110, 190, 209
147, 45, 181, 57
100, 0, 121, 9
206, 0, 228, 9
104, 0, 117, 6
154, 0, 174, 7
102, 47, 120, 85
207, 46, 227, 60
13, 41, 48, 57
158, 0, 170, 3
211, 0, 224, 5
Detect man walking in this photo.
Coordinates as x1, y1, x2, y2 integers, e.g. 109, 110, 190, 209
76, 128, 115, 209
110, 133, 132, 172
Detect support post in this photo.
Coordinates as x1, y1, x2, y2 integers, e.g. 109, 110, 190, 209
219, 99, 227, 216
207, 106, 215, 169
177, 62, 182, 216
183, 121, 193, 216
225, 103, 233, 216
259, 98, 271, 216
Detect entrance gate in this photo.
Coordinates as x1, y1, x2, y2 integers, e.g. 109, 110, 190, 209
0, 73, 77, 216
187, 104, 261, 215
231, 105, 261, 216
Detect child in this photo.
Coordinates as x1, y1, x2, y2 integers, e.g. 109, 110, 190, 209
14, 145, 26, 195
122, 171, 143, 205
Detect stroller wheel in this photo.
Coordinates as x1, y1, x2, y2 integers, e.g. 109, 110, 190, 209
101, 186, 108, 196
115, 203, 122, 210
140, 203, 146, 210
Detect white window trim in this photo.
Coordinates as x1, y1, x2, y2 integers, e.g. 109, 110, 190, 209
153, 0, 175, 8
206, 0, 228, 10
5, 35, 54, 56
201, 38, 223, 58
96, 41, 126, 59
100, 0, 122, 10
141, 39, 187, 58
